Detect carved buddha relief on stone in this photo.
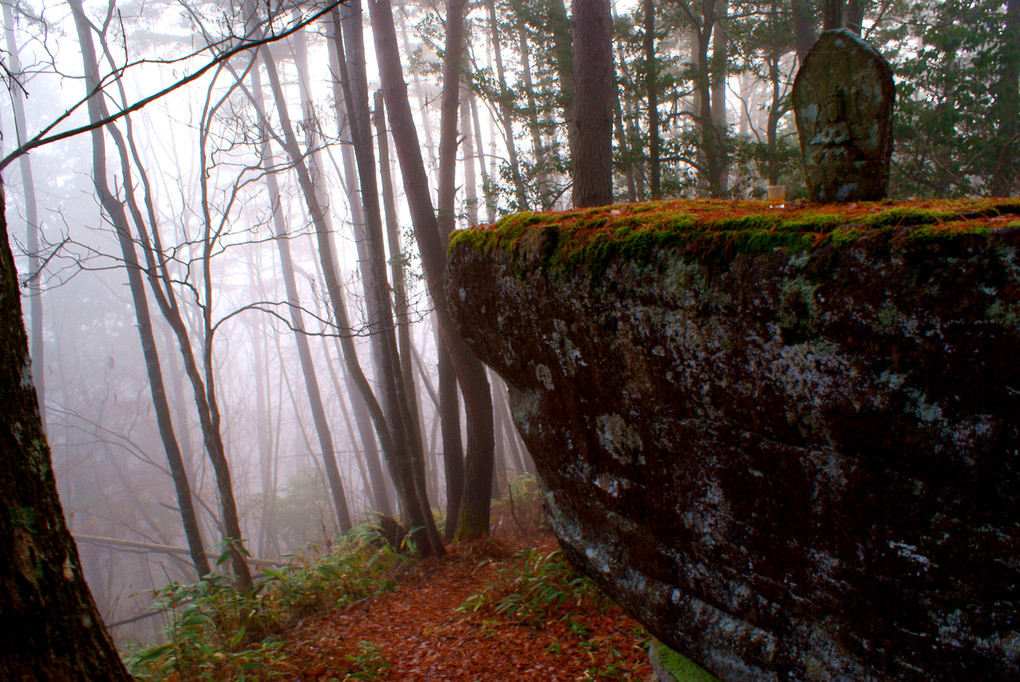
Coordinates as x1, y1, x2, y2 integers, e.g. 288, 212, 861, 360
793, 29, 895, 202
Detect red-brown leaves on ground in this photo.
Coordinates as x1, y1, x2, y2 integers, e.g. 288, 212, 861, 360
276, 537, 652, 681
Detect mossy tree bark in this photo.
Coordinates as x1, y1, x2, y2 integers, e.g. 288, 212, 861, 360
0, 185, 133, 681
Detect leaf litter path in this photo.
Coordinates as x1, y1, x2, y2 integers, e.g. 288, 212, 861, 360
277, 537, 653, 681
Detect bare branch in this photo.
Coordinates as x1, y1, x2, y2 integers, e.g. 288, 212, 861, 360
0, 0, 345, 173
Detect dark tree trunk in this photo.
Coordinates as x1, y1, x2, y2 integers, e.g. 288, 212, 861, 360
644, 0, 661, 199
845, 0, 865, 34
369, 0, 496, 541
373, 88, 422, 463
690, 5, 728, 198
438, 337, 464, 543
792, 0, 817, 63
1, 185, 133, 681
823, 0, 843, 30
335, 1, 439, 552
572, 0, 614, 207
436, 0, 470, 542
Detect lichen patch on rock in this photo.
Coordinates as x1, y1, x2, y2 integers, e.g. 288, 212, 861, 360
447, 199, 1020, 681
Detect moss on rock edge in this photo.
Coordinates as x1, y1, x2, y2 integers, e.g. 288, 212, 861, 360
449, 198, 1020, 275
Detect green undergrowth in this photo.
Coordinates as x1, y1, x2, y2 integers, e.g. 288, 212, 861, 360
458, 546, 613, 626
450, 197, 1020, 275
457, 546, 647, 679
489, 472, 550, 538
126, 521, 414, 681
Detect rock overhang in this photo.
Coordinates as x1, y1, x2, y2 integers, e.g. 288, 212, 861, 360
447, 198, 1020, 681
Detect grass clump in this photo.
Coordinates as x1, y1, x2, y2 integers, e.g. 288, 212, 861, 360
458, 546, 613, 628
457, 545, 645, 679
126, 522, 413, 681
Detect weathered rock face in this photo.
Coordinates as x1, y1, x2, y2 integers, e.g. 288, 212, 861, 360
447, 200, 1020, 681
793, 29, 895, 202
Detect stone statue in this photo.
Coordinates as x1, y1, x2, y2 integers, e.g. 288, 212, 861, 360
792, 29, 895, 202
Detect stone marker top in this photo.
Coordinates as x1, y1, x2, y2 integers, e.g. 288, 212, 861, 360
792, 28, 895, 203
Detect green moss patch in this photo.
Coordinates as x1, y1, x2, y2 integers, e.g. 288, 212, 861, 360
449, 198, 1019, 274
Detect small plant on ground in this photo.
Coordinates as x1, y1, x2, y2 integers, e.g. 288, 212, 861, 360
457, 544, 646, 677
344, 640, 391, 680
458, 546, 612, 626
489, 473, 549, 539
126, 520, 413, 681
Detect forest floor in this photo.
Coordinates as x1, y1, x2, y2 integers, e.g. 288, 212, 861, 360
270, 532, 654, 681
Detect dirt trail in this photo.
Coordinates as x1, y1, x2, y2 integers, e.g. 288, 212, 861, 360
278, 538, 653, 681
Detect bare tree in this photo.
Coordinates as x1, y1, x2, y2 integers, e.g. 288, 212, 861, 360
369, 0, 496, 541
67, 0, 215, 582
333, 1, 439, 552
248, 46, 353, 533
3, 4, 45, 429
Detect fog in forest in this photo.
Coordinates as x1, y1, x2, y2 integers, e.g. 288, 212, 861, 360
1, 0, 1016, 651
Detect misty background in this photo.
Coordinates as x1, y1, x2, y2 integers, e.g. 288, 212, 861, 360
1, 0, 1014, 646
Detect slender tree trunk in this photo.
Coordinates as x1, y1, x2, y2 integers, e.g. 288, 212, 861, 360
93, 21, 254, 584
766, 2, 783, 185
485, 0, 530, 210
3, 6, 44, 430
369, 0, 496, 541
249, 309, 277, 557
610, 6, 640, 201
68, 0, 214, 582
374, 89, 422, 451
396, 4, 439, 174
459, 87, 480, 226
469, 93, 497, 223
711, 0, 729, 192
992, 0, 1020, 196
249, 59, 353, 533
334, 3, 440, 553
544, 0, 577, 162
643, 0, 661, 198
260, 34, 441, 552
438, 325, 464, 542
572, 0, 614, 207
689, 9, 726, 198
1, 185, 133, 681
517, 24, 551, 208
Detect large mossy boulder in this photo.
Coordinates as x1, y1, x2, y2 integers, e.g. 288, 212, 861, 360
447, 199, 1020, 681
